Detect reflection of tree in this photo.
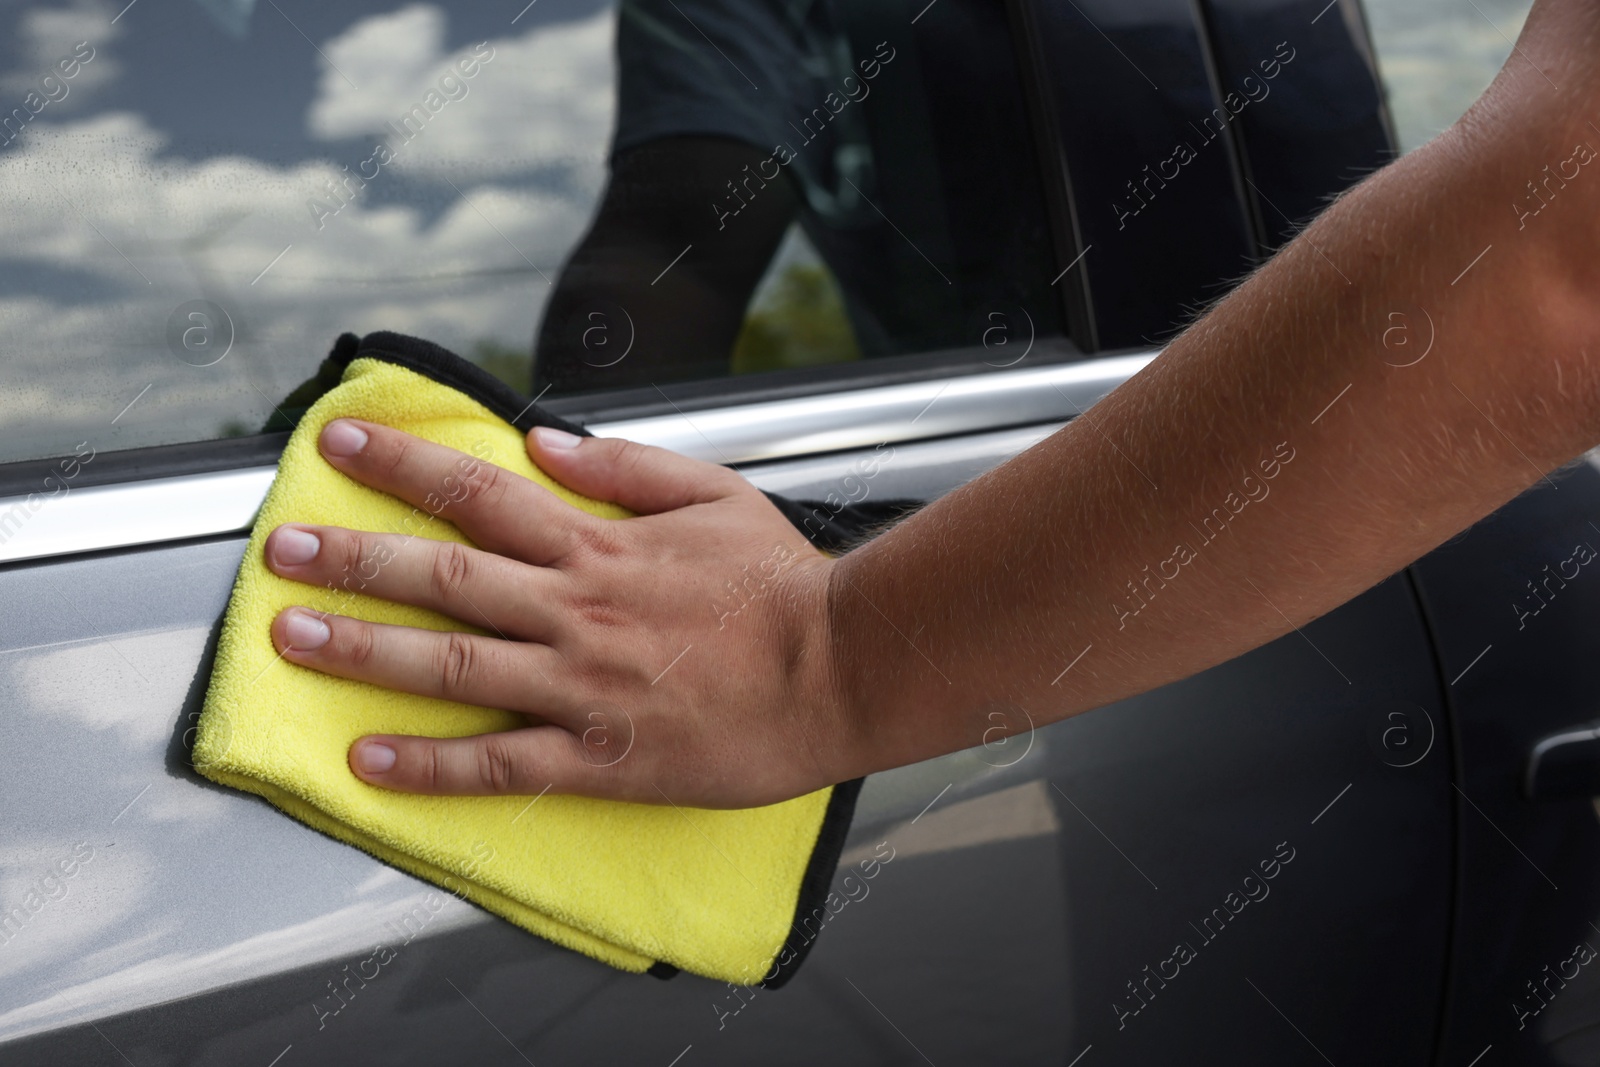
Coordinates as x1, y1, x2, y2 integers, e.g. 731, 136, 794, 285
467, 259, 862, 394
731, 262, 861, 375
468, 339, 532, 392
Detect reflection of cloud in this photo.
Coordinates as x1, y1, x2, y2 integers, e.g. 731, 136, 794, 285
0, 0, 612, 454
308, 4, 453, 139
11, 627, 208, 748
2, 1, 121, 104
0, 107, 590, 299
0, 886, 485, 1041
1363, 0, 1532, 152
0, 844, 156, 996
308, 4, 617, 179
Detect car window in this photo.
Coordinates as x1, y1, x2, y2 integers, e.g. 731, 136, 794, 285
0, 0, 1063, 467
1363, 0, 1535, 153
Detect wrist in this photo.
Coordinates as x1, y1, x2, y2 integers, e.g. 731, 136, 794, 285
773, 548, 875, 788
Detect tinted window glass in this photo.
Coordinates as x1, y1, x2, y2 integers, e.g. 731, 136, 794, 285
1030, 0, 1257, 351
1031, 0, 1394, 349
1200, 0, 1393, 250
0, 0, 1060, 466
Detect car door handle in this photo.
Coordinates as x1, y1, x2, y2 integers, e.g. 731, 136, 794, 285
1525, 723, 1600, 800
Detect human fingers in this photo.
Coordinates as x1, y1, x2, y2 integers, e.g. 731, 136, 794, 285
347, 724, 621, 797
264, 523, 560, 640
270, 607, 572, 723
527, 426, 751, 516
318, 418, 595, 564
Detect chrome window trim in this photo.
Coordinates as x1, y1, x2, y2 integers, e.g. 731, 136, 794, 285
592, 352, 1153, 464
0, 351, 1154, 565
0, 468, 279, 567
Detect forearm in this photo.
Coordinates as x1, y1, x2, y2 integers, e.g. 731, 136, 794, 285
820, 15, 1600, 776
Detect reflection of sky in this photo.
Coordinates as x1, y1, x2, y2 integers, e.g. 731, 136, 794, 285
1363, 0, 1533, 151
0, 0, 617, 463
0, 542, 493, 1042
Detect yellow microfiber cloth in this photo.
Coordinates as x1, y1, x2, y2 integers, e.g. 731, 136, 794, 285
193, 331, 861, 986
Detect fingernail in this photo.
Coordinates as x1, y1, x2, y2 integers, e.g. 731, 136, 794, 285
271, 526, 321, 566
283, 609, 331, 650
534, 426, 581, 450
355, 741, 397, 774
321, 419, 369, 457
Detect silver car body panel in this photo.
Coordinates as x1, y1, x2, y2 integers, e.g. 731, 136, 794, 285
0, 352, 1457, 1065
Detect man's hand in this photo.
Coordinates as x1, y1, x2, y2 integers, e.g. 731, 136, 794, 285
264, 419, 850, 809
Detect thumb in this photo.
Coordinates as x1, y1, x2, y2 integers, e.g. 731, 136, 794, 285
527, 426, 746, 515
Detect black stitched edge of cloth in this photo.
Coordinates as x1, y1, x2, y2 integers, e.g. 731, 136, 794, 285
329, 332, 588, 435
758, 776, 866, 989
317, 331, 918, 985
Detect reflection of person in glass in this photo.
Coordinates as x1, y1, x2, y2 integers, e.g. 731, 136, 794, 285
532, 0, 1052, 393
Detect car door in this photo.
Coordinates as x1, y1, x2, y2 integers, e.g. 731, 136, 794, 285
0, 0, 1473, 1064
